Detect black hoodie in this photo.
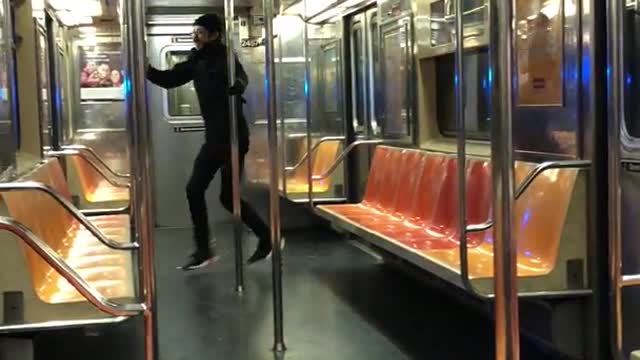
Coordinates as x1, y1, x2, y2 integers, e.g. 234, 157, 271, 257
147, 40, 250, 152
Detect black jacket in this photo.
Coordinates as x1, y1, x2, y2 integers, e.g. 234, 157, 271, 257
147, 41, 249, 152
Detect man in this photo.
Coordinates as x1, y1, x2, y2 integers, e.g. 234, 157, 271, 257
146, 13, 272, 270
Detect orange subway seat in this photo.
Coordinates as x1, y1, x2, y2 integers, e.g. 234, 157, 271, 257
315, 146, 392, 217
421, 162, 577, 278
70, 155, 129, 203
0, 159, 135, 305
347, 149, 425, 229
388, 159, 492, 250
284, 140, 342, 194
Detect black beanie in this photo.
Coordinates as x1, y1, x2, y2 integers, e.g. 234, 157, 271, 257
194, 13, 223, 34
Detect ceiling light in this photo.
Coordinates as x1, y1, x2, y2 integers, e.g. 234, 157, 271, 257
76, 0, 102, 17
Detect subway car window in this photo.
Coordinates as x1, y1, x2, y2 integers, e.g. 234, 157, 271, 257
0, 0, 13, 174
512, 0, 578, 157
624, 7, 640, 138
435, 49, 491, 139
56, 48, 69, 141
321, 45, 340, 115
277, 61, 306, 120
352, 24, 365, 134
36, 27, 52, 148
166, 51, 201, 117
370, 14, 382, 136
382, 23, 410, 137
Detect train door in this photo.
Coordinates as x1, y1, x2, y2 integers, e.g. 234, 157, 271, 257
304, 18, 348, 203
613, 1, 640, 357
347, 6, 378, 201
271, 15, 308, 201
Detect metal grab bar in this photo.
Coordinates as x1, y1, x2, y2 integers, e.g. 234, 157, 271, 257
82, 205, 130, 217
0, 182, 139, 250
61, 144, 131, 179
0, 217, 145, 317
464, 160, 592, 235
466, 220, 493, 233
514, 160, 591, 199
285, 133, 310, 139
46, 150, 130, 189
311, 140, 384, 181
454, 0, 476, 302
284, 136, 346, 173
490, 0, 520, 356
621, 274, 640, 287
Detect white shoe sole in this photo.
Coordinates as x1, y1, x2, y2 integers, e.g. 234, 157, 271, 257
264, 237, 286, 261
177, 256, 219, 270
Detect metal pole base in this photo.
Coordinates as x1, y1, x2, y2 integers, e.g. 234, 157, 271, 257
236, 285, 244, 294
273, 342, 287, 353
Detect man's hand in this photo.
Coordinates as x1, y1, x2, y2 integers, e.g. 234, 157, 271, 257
229, 80, 244, 95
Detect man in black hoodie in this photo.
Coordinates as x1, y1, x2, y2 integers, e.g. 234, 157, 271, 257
147, 13, 272, 270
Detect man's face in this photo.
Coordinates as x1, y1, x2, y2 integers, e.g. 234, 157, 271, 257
193, 25, 219, 49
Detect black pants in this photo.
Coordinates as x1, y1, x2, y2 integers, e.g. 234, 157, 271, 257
186, 143, 269, 256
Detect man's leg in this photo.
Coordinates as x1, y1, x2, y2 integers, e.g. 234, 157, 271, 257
219, 151, 272, 263
182, 144, 223, 269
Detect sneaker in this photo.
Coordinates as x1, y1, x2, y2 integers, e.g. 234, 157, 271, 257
177, 253, 219, 271
247, 237, 286, 265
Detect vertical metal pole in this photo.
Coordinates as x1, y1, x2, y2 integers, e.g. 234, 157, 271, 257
607, 0, 624, 356
263, 0, 286, 352
303, 3, 313, 206
489, 0, 519, 358
124, 0, 157, 359
224, 0, 245, 294
454, 0, 471, 290
278, 28, 287, 198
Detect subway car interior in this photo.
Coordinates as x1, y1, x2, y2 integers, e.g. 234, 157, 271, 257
0, 0, 637, 359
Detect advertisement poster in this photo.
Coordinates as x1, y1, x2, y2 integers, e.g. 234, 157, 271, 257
515, 0, 564, 106
79, 43, 124, 88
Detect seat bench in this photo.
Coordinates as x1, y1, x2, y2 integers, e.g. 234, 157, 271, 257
0, 158, 134, 305
69, 155, 129, 204
317, 145, 584, 295
283, 139, 341, 194
246, 133, 343, 195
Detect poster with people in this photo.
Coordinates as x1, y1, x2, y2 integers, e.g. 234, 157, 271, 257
79, 42, 124, 89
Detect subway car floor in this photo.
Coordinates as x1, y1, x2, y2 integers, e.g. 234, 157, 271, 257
33, 220, 566, 360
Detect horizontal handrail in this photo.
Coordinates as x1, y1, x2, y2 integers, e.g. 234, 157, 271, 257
82, 204, 130, 217
46, 150, 130, 189
285, 136, 346, 173
622, 274, 640, 287
466, 220, 493, 233
465, 160, 591, 235
0, 182, 138, 250
61, 145, 130, 179
0, 217, 144, 317
285, 133, 309, 139
312, 139, 385, 181
514, 160, 591, 200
